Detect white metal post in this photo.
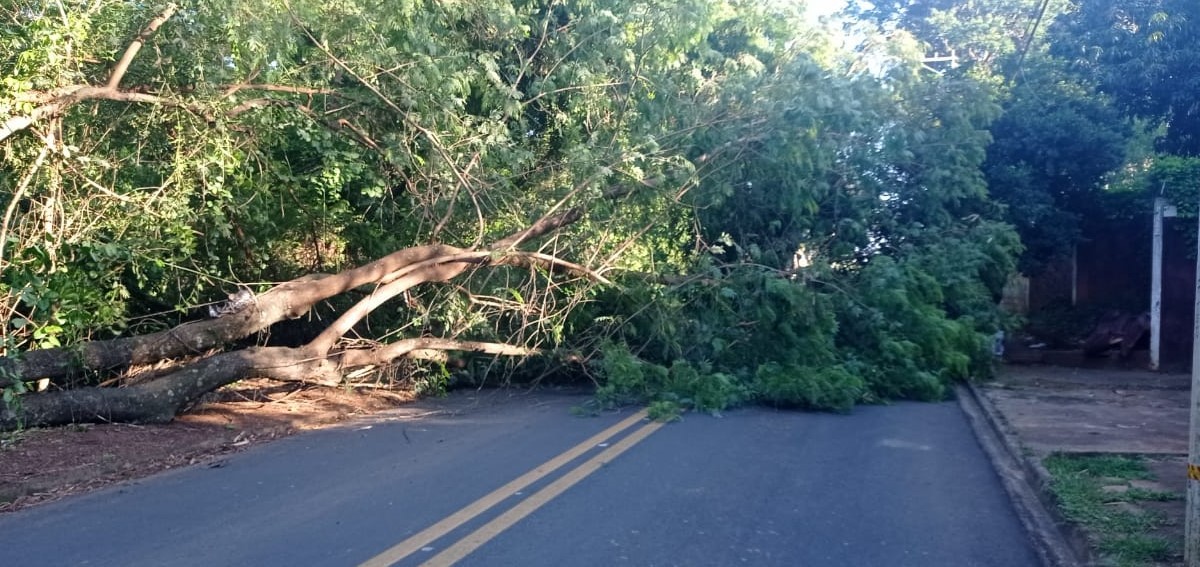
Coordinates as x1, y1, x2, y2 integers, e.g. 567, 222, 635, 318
1152, 197, 1165, 370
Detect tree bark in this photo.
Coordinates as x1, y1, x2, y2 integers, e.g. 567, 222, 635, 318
1, 201, 597, 389
0, 337, 541, 430
0, 346, 327, 430
0, 244, 464, 386
0, 242, 601, 429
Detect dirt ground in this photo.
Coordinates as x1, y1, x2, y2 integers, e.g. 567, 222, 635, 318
0, 380, 415, 513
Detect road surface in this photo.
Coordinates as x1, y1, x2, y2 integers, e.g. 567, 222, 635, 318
0, 390, 1038, 566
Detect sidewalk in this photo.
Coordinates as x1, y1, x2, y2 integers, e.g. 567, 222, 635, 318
961, 363, 1191, 567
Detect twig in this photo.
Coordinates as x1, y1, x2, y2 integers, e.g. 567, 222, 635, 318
0, 136, 52, 265
0, 4, 182, 143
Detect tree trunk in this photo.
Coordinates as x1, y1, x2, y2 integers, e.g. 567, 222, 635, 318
0, 210, 600, 430
0, 346, 334, 429
1, 245, 470, 387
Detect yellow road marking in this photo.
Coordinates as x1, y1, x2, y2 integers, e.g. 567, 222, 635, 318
1189, 463, 1200, 482
419, 419, 665, 567
358, 409, 650, 567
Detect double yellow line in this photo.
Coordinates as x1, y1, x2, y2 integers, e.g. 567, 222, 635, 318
359, 409, 664, 567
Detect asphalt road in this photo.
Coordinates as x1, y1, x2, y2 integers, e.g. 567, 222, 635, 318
0, 390, 1038, 566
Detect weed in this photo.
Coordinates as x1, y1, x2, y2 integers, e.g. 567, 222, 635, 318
411, 360, 451, 397
1099, 536, 1174, 567
1, 364, 27, 430
1043, 454, 1182, 566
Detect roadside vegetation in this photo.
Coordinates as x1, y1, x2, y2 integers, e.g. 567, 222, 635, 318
1, 0, 1198, 427
1044, 454, 1183, 566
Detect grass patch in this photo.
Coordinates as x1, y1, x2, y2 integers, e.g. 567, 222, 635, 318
1047, 454, 1151, 480
1043, 454, 1181, 566
1125, 488, 1182, 502
1097, 536, 1174, 565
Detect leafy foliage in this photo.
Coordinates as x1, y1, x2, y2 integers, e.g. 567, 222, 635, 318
2, 0, 1030, 416
1146, 156, 1200, 219
849, 0, 1071, 78
852, 1, 1134, 275
584, 217, 1018, 414
1053, 0, 1200, 156
985, 66, 1130, 274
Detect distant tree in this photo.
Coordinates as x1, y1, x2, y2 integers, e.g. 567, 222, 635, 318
850, 0, 1133, 274
848, 0, 1070, 78
1052, 0, 1200, 156
984, 61, 1130, 274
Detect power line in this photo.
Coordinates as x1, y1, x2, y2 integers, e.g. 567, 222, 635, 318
1011, 0, 1053, 84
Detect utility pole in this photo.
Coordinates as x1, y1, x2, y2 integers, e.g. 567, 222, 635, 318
1188, 202, 1200, 566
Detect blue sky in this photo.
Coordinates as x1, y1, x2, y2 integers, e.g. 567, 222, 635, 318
804, 0, 849, 18
796, 0, 854, 21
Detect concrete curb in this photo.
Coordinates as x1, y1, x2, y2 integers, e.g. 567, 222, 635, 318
955, 383, 1091, 567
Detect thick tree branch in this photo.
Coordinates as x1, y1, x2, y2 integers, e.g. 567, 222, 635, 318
490, 167, 638, 251
0, 335, 539, 430
106, 4, 178, 89
0, 346, 337, 429
310, 249, 610, 355
492, 209, 584, 250
491, 251, 613, 285
0, 87, 212, 144
309, 253, 479, 355
338, 338, 540, 368
0, 6, 179, 144
225, 97, 278, 116
0, 236, 610, 386
0, 245, 461, 385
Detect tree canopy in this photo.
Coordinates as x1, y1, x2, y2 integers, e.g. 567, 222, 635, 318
1052, 0, 1200, 156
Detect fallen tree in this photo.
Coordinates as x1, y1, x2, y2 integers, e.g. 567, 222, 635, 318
0, 2, 637, 430
1, 0, 1030, 428
0, 210, 607, 430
